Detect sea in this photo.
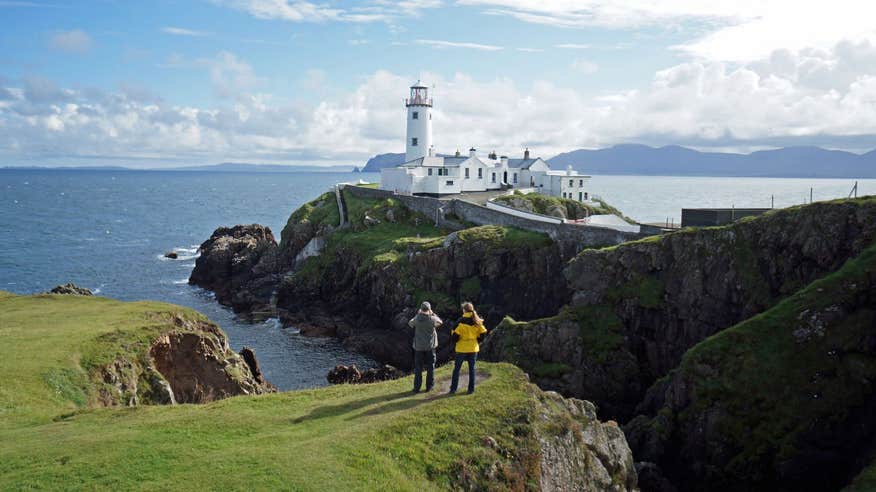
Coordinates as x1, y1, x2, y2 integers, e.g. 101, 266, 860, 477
2, 169, 873, 390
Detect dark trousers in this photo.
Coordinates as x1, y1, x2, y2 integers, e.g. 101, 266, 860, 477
449, 352, 477, 393
413, 349, 436, 391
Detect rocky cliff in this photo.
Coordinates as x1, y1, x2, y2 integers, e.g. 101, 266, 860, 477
192, 190, 574, 369
96, 311, 276, 406
188, 224, 280, 316
483, 198, 876, 421
624, 238, 876, 491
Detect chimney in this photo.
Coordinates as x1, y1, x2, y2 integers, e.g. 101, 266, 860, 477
455, 149, 461, 157
524, 148, 530, 160
566, 165, 574, 176
488, 150, 497, 160
500, 156, 508, 166
469, 147, 476, 157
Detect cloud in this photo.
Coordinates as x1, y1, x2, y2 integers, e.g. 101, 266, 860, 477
516, 47, 542, 52
48, 29, 92, 54
6, 40, 876, 166
162, 26, 211, 37
215, 0, 442, 23
570, 59, 599, 73
415, 39, 503, 51
198, 51, 261, 98
459, 1, 876, 63
555, 43, 590, 49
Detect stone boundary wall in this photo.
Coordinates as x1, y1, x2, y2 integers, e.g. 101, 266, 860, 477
344, 185, 648, 253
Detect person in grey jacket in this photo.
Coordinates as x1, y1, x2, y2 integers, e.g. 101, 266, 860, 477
409, 301, 442, 393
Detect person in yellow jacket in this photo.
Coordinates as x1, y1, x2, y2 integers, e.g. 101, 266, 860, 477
448, 302, 488, 394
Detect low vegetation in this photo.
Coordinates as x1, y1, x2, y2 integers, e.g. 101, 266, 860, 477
0, 291, 577, 491
494, 191, 633, 222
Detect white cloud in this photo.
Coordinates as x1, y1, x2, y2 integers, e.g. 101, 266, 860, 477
199, 51, 261, 98
555, 43, 590, 49
516, 47, 542, 52
415, 39, 503, 51
216, 0, 442, 23
6, 40, 876, 166
570, 59, 599, 74
162, 26, 211, 37
459, 1, 876, 63
48, 30, 93, 54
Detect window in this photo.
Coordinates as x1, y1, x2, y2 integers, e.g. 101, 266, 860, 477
413, 111, 419, 119
569, 179, 574, 187
478, 168, 483, 179
428, 168, 433, 176
491, 172, 496, 183
562, 192, 566, 198
465, 168, 470, 179
445, 180, 454, 186
513, 173, 518, 184
412, 137, 418, 146
584, 192, 589, 200
579, 179, 583, 187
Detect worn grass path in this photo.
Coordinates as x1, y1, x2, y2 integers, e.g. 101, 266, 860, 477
0, 292, 538, 491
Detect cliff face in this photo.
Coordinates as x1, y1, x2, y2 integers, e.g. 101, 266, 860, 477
277, 223, 571, 369
96, 312, 276, 406
188, 224, 280, 315
484, 199, 876, 420
624, 240, 876, 491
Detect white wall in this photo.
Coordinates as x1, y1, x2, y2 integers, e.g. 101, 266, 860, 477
380, 167, 413, 194
485, 200, 564, 224
405, 104, 432, 162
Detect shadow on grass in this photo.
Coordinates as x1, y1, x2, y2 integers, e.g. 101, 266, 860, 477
291, 390, 412, 424
348, 392, 457, 420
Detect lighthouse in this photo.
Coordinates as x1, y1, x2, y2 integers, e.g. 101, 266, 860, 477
405, 81, 433, 162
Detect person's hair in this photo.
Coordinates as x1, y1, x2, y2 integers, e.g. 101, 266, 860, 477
461, 302, 483, 325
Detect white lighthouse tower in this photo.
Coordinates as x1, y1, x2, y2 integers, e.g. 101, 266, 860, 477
405, 81, 433, 162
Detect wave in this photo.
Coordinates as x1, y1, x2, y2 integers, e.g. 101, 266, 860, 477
172, 278, 189, 285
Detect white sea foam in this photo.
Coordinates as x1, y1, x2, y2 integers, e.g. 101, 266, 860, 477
172, 279, 189, 285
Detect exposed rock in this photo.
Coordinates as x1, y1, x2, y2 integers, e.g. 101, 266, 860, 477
485, 199, 876, 421
533, 390, 638, 491
239, 346, 272, 387
363, 214, 381, 226
327, 364, 403, 384
623, 237, 876, 491
164, 251, 178, 259
149, 315, 276, 403
188, 224, 280, 314
46, 283, 93, 296
96, 313, 274, 406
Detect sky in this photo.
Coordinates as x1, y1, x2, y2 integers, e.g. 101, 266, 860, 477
2, 0, 876, 167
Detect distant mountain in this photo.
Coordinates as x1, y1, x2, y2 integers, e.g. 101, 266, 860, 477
166, 163, 354, 173
362, 153, 405, 173
1, 165, 133, 171
548, 145, 876, 178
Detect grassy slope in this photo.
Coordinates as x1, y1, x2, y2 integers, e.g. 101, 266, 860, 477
0, 292, 549, 491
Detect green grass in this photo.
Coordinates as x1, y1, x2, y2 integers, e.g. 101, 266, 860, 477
495, 192, 634, 222
0, 292, 560, 491
455, 225, 552, 249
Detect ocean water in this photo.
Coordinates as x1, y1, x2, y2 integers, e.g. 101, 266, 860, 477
1, 170, 873, 389
0, 169, 379, 391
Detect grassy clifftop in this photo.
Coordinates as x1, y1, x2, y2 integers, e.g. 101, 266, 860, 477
0, 292, 635, 491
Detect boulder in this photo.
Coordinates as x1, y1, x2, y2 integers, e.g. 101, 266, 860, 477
46, 283, 93, 296
164, 251, 178, 259
326, 364, 403, 384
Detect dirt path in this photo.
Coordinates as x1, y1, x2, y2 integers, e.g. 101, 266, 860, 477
424, 371, 490, 399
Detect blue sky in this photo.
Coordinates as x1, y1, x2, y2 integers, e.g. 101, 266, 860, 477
2, 1, 876, 167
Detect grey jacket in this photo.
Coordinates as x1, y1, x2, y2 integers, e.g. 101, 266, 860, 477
409, 312, 442, 351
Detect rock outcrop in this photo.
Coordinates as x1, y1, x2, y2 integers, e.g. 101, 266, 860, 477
623, 238, 876, 491
326, 364, 403, 384
97, 313, 275, 406
45, 283, 93, 296
189, 224, 280, 315
484, 198, 876, 421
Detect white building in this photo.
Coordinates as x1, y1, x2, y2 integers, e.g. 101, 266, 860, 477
381, 83, 592, 200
